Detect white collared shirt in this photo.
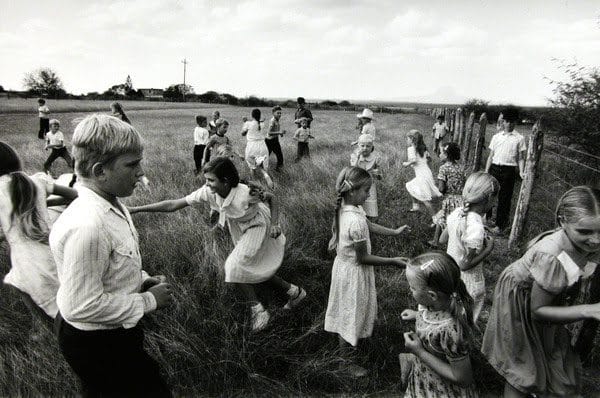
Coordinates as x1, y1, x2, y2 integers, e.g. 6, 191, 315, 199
193, 126, 209, 145
488, 130, 526, 166
46, 130, 65, 147
185, 184, 253, 226
446, 208, 485, 267
49, 186, 156, 330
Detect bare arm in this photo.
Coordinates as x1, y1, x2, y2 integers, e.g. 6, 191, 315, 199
518, 150, 526, 178
437, 179, 446, 194
439, 228, 449, 244
367, 220, 408, 236
129, 198, 189, 214
355, 241, 408, 268
484, 149, 494, 173
460, 237, 494, 271
531, 283, 600, 323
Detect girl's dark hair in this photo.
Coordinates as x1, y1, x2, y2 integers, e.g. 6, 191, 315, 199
251, 108, 261, 131
111, 102, 131, 124
443, 142, 461, 162
196, 115, 207, 125
202, 157, 240, 187
409, 251, 475, 339
0, 142, 49, 242
407, 130, 427, 157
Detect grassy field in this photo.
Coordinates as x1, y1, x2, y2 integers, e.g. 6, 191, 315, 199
0, 99, 598, 396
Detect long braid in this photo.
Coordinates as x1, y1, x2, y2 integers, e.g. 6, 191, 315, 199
9, 171, 49, 243
449, 277, 476, 337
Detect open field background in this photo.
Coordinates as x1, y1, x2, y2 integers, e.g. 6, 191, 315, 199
0, 99, 598, 396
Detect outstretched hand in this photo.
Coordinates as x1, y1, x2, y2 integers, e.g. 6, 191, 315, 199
394, 225, 410, 235
403, 331, 423, 354
147, 283, 174, 309
393, 257, 410, 268
401, 309, 417, 321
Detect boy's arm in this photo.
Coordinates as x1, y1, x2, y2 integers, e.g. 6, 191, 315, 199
129, 198, 189, 214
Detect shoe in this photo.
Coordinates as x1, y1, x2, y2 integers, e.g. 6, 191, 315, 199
250, 305, 270, 332
408, 206, 420, 212
283, 286, 306, 310
264, 174, 274, 190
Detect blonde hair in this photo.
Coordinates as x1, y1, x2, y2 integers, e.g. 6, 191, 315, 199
461, 172, 499, 214
555, 185, 600, 225
72, 114, 143, 178
49, 119, 60, 126
328, 167, 372, 251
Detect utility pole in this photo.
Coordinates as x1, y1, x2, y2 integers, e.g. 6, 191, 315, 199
181, 58, 188, 102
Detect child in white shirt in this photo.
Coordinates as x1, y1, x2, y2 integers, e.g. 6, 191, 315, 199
193, 115, 210, 174
43, 119, 73, 177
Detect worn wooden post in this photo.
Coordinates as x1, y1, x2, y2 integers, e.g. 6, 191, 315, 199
508, 119, 544, 249
472, 113, 487, 172
462, 111, 475, 164
454, 108, 463, 144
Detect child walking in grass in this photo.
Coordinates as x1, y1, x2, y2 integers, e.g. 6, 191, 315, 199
400, 251, 477, 397
430, 142, 465, 247
242, 109, 273, 188
37, 98, 50, 139
43, 119, 73, 177
203, 119, 231, 166
482, 186, 600, 397
293, 117, 314, 161
440, 172, 498, 323
403, 129, 441, 217
130, 157, 306, 332
193, 115, 210, 174
324, 166, 409, 377
350, 134, 381, 220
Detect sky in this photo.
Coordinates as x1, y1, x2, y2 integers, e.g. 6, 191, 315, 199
1, 0, 599, 106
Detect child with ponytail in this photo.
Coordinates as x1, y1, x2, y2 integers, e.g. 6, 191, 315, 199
242, 108, 273, 188
0, 141, 77, 332
400, 251, 477, 397
440, 171, 498, 323
482, 186, 600, 397
324, 166, 409, 377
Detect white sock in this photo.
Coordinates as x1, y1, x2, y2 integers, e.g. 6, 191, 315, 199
286, 284, 299, 297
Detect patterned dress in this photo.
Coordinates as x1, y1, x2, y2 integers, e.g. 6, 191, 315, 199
433, 161, 465, 227
404, 309, 477, 398
482, 229, 599, 396
324, 205, 377, 346
350, 150, 382, 217
405, 147, 442, 202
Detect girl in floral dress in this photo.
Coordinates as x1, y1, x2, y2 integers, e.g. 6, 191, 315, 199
400, 251, 477, 398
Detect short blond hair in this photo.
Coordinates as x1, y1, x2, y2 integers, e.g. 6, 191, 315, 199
49, 119, 60, 126
72, 114, 143, 178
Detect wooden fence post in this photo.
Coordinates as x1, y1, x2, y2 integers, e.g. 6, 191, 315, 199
449, 109, 455, 139
508, 119, 544, 249
463, 111, 475, 165
471, 113, 487, 173
454, 108, 463, 144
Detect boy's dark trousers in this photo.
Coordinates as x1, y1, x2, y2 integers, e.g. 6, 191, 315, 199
265, 137, 284, 169
295, 142, 310, 161
44, 147, 73, 173
56, 313, 171, 398
193, 144, 206, 173
38, 118, 49, 139
486, 164, 518, 230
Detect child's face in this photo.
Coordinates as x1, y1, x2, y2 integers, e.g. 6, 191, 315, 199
212, 112, 220, 121
101, 151, 144, 198
406, 267, 434, 307
50, 123, 59, 132
406, 136, 413, 146
301, 120, 308, 128
561, 215, 600, 254
218, 124, 229, 135
503, 120, 515, 132
439, 147, 448, 161
204, 171, 231, 198
358, 142, 373, 156
274, 110, 282, 119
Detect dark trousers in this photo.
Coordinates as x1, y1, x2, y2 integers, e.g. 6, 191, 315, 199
265, 138, 283, 169
44, 147, 73, 173
434, 137, 442, 155
295, 142, 310, 161
487, 164, 518, 229
56, 313, 171, 398
39, 118, 49, 139
193, 144, 206, 172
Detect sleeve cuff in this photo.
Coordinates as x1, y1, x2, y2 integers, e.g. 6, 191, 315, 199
142, 292, 157, 313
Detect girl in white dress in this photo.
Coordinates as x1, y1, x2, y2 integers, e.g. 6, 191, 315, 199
350, 134, 382, 219
404, 129, 442, 216
241, 109, 273, 189
130, 157, 305, 332
324, 166, 409, 377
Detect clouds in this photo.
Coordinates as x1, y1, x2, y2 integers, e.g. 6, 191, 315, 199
1, 0, 598, 104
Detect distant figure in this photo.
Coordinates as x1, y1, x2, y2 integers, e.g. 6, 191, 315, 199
432, 114, 449, 156
37, 98, 50, 139
203, 119, 231, 166
193, 115, 209, 174
350, 134, 381, 219
43, 119, 73, 177
353, 108, 376, 144
293, 117, 314, 162
242, 109, 273, 188
294, 97, 313, 128
110, 101, 131, 124
208, 110, 222, 136
266, 106, 286, 171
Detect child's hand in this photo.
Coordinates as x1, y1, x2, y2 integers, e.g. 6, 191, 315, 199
281, 130, 287, 136
587, 303, 600, 321
142, 275, 167, 292
270, 224, 282, 238
393, 256, 410, 267
394, 225, 410, 235
402, 161, 410, 167
147, 283, 174, 309
404, 331, 423, 354
401, 309, 417, 321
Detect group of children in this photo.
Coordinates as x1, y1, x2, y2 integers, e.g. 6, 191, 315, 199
1, 103, 599, 397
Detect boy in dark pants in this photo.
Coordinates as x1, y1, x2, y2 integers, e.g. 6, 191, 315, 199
484, 107, 526, 233
37, 98, 50, 139
44, 119, 73, 176
266, 106, 286, 171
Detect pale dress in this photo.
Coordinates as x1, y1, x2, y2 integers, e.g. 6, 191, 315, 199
324, 205, 377, 346
446, 208, 486, 323
242, 120, 269, 170
350, 150, 382, 217
405, 146, 442, 202
404, 309, 477, 398
482, 229, 598, 396
185, 184, 285, 283
0, 173, 59, 317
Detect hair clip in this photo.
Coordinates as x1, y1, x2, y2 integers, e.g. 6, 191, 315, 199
419, 259, 435, 271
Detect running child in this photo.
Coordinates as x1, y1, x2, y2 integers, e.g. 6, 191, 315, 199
293, 117, 314, 162
43, 119, 73, 177
37, 98, 50, 139
129, 157, 306, 332
324, 166, 409, 377
404, 129, 442, 216
266, 106, 286, 171
203, 119, 231, 166
350, 134, 382, 219
242, 109, 273, 188
193, 115, 210, 174
432, 114, 449, 156
482, 186, 600, 397
400, 251, 477, 397
351, 108, 376, 146
440, 172, 498, 323
208, 110, 222, 136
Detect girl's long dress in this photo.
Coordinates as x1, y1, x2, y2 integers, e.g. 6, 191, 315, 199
405, 147, 442, 202
350, 150, 381, 217
324, 205, 376, 346
481, 229, 598, 396
243, 120, 269, 170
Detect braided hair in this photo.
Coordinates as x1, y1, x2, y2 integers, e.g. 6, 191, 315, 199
407, 129, 427, 157
251, 108, 261, 131
328, 166, 372, 251
460, 172, 499, 216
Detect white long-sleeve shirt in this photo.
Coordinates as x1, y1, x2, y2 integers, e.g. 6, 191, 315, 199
49, 186, 156, 330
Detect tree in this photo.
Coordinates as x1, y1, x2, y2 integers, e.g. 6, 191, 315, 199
163, 84, 194, 101
0, 85, 4, 92
198, 90, 220, 103
23, 67, 66, 97
463, 98, 489, 119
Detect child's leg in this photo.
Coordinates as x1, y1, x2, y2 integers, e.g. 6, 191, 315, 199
429, 224, 442, 247
409, 199, 420, 211
233, 282, 270, 331
422, 200, 436, 217
265, 275, 306, 309
43, 149, 60, 174
233, 282, 260, 305
193, 145, 204, 173
295, 143, 302, 162
61, 148, 74, 169
259, 167, 274, 189
337, 336, 368, 377
304, 143, 310, 159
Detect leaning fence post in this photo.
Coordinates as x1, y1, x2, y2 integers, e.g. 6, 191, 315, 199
472, 113, 487, 172
463, 111, 475, 165
454, 108, 463, 144
508, 119, 544, 249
